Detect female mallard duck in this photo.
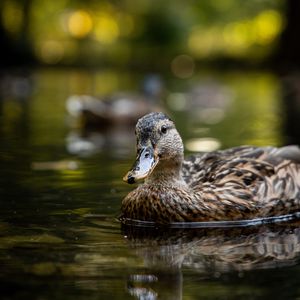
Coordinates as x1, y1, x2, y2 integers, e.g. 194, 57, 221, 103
66, 75, 163, 128
121, 112, 300, 223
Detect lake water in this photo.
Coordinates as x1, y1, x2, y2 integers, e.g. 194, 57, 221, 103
1, 68, 300, 299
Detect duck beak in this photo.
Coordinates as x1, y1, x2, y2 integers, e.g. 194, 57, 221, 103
123, 146, 158, 184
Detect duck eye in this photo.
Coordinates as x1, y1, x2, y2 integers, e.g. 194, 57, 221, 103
161, 125, 167, 134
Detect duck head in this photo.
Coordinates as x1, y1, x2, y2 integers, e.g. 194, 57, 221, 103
123, 112, 184, 184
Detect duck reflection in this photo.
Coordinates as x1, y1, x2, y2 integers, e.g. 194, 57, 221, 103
122, 223, 300, 299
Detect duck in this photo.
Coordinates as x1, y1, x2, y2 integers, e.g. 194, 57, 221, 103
66, 93, 155, 128
66, 75, 163, 129
121, 112, 300, 223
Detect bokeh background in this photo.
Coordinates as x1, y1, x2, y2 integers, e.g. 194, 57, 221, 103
1, 0, 298, 68
1, 0, 300, 153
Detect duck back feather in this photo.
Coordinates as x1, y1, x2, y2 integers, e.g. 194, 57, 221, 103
181, 145, 300, 219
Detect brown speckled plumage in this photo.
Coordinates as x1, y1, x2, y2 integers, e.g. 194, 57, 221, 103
121, 112, 300, 223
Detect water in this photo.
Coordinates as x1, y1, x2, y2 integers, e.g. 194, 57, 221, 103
1, 68, 300, 300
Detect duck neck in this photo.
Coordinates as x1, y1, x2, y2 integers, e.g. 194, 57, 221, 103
145, 155, 185, 187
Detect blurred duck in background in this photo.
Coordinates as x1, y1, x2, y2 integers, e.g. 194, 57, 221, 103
66, 75, 163, 128
65, 75, 165, 156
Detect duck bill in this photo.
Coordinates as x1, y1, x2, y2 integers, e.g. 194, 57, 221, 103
123, 146, 158, 184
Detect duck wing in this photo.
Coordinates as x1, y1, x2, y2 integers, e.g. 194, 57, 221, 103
182, 146, 300, 218
182, 146, 272, 184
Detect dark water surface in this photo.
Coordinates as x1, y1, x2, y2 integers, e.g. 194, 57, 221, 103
1, 68, 300, 299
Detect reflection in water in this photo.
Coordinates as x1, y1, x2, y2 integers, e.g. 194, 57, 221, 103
123, 223, 300, 299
